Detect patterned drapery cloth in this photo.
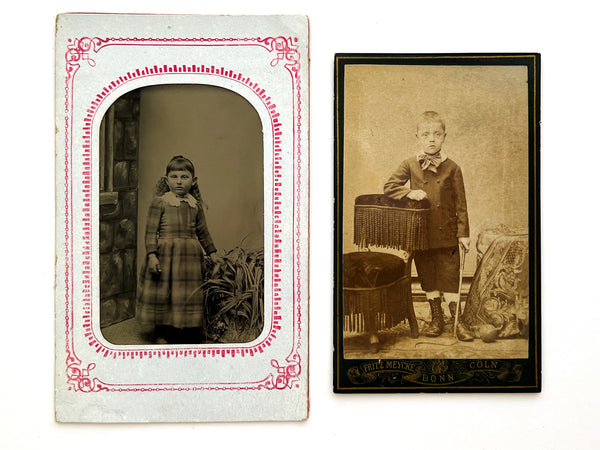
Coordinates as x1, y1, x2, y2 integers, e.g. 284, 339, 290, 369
462, 226, 529, 339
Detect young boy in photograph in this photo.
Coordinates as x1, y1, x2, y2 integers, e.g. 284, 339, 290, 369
384, 111, 474, 341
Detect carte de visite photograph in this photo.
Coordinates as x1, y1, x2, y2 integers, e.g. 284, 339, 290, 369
334, 54, 540, 392
55, 13, 309, 422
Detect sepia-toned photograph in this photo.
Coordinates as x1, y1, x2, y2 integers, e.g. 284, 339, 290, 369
334, 54, 540, 392
98, 84, 264, 346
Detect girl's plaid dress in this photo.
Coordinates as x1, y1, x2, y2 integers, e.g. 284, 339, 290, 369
137, 192, 216, 328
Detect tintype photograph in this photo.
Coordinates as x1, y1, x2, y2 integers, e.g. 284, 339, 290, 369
334, 54, 540, 392
55, 14, 309, 422
98, 85, 264, 347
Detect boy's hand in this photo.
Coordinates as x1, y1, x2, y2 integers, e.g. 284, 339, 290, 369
459, 237, 470, 253
407, 189, 427, 201
148, 253, 161, 275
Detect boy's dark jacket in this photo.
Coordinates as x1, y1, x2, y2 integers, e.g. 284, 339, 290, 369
384, 156, 469, 249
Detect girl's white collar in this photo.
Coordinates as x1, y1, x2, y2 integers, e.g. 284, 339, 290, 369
162, 191, 197, 208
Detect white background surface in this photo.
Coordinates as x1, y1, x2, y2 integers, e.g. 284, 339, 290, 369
1, 1, 598, 448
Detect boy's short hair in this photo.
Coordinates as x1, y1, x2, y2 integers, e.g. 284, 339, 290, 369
417, 111, 445, 132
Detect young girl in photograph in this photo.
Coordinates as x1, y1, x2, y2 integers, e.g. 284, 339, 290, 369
137, 155, 217, 344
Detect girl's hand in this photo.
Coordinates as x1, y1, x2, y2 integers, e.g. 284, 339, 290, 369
148, 253, 161, 275
205, 252, 216, 269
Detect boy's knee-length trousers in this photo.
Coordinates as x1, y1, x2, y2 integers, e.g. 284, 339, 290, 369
414, 245, 460, 293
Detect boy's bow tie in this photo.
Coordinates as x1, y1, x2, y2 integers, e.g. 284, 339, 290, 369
417, 152, 443, 173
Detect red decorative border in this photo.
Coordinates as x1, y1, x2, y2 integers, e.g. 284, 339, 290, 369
82, 64, 285, 358
63, 36, 304, 392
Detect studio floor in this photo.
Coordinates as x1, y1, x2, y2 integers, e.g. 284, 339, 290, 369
342, 300, 529, 360
102, 297, 528, 359
101, 318, 155, 345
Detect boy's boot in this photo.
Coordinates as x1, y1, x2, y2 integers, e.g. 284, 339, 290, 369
449, 302, 475, 341
424, 297, 445, 337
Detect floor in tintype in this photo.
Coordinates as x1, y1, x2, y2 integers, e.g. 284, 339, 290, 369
102, 319, 155, 345
343, 300, 528, 360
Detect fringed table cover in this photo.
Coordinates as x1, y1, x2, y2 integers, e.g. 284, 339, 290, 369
353, 194, 430, 252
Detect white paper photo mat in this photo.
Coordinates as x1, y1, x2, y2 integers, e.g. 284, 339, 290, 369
55, 14, 309, 422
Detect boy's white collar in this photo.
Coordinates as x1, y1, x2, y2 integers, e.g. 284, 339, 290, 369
162, 191, 197, 208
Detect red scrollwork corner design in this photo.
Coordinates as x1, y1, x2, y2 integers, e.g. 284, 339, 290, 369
258, 36, 300, 76
264, 354, 302, 390
66, 358, 108, 392
65, 37, 109, 79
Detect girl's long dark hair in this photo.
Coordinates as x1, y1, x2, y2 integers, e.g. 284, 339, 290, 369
155, 155, 205, 208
